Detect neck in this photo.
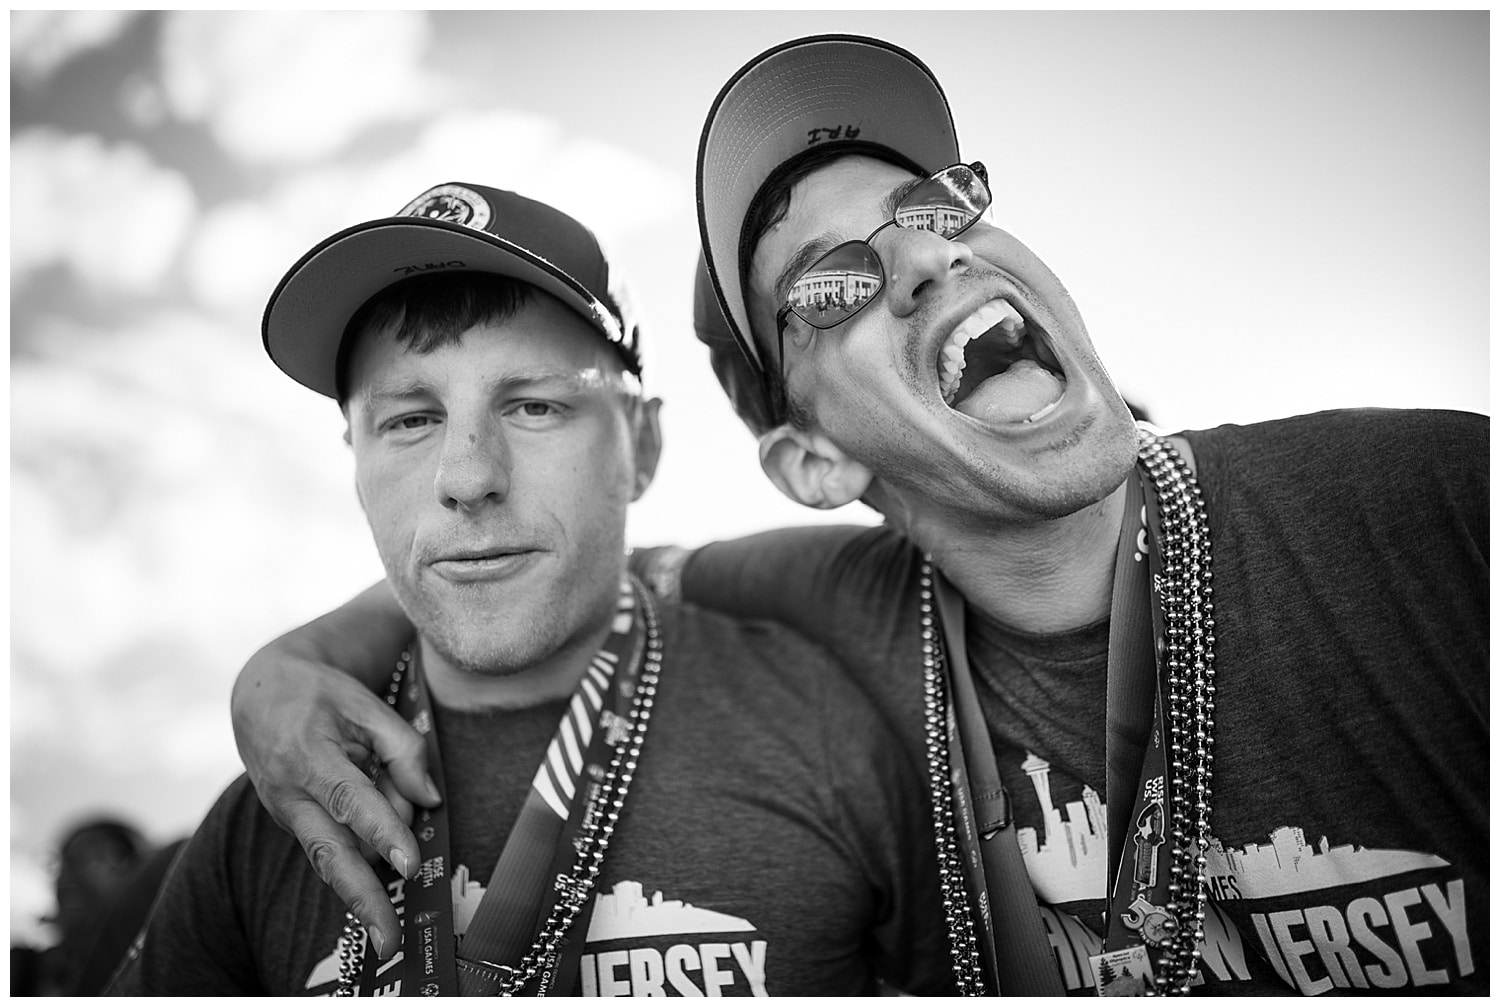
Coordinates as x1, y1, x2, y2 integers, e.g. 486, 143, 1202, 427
418, 616, 615, 713
926, 480, 1130, 635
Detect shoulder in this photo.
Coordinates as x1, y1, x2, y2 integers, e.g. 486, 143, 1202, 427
1182, 407, 1486, 469
654, 600, 897, 732
1181, 408, 1487, 504
657, 600, 846, 685
698, 523, 920, 609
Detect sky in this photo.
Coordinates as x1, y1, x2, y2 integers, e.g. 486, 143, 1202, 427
7, 10, 1489, 946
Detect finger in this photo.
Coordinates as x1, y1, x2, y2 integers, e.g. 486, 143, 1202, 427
359, 701, 441, 810
376, 773, 417, 828
302, 752, 421, 896
354, 768, 418, 866
279, 797, 402, 959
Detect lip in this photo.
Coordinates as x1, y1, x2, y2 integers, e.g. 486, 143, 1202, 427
428, 548, 542, 584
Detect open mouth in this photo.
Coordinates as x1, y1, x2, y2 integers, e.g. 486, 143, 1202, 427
938, 298, 1067, 423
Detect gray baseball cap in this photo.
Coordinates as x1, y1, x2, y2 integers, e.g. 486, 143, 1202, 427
696, 34, 959, 431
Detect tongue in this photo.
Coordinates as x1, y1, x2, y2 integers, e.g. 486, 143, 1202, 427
955, 359, 1065, 423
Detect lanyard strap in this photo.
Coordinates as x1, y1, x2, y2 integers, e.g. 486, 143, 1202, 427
934, 580, 1065, 996
936, 459, 1173, 994
1103, 470, 1158, 894
1101, 467, 1175, 951
359, 583, 645, 997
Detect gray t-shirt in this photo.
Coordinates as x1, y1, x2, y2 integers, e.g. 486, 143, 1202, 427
643, 408, 1488, 995
107, 602, 958, 996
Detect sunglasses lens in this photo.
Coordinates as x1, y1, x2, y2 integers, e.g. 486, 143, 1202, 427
894, 166, 991, 238
788, 242, 883, 326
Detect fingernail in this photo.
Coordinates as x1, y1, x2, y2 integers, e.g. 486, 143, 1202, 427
390, 848, 411, 879
369, 924, 390, 959
424, 774, 441, 804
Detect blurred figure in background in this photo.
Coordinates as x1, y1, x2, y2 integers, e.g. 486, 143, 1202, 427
11, 817, 183, 995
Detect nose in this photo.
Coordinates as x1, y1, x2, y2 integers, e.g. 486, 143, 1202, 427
434, 418, 510, 511
880, 228, 973, 318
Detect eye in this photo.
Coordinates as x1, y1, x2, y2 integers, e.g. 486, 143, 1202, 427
506, 400, 571, 426
377, 412, 440, 436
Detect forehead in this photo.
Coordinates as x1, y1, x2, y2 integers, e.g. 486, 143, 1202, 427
347, 293, 617, 390
787, 155, 922, 230
750, 156, 920, 299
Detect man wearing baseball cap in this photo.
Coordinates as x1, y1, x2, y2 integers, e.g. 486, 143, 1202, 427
107, 182, 956, 995
679, 34, 1487, 995
227, 35, 1487, 996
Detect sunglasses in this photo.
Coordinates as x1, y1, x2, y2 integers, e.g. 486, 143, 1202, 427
774, 161, 991, 377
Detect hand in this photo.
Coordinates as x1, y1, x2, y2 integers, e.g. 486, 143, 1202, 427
231, 632, 438, 959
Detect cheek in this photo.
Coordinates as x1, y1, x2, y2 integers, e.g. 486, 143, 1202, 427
529, 428, 636, 543
822, 324, 921, 406
354, 460, 424, 555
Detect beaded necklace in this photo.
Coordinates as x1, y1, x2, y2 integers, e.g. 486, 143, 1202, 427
921, 430, 1216, 995
335, 582, 665, 996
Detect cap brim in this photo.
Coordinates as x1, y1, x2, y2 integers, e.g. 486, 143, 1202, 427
263, 217, 620, 398
697, 34, 960, 376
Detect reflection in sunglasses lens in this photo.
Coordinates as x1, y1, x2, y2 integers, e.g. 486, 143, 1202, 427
896, 168, 986, 237
784, 166, 990, 330
790, 243, 882, 324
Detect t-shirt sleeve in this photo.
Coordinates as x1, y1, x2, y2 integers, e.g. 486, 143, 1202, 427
105, 778, 264, 995
634, 525, 912, 659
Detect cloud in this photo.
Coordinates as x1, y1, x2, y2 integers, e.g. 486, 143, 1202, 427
183, 107, 687, 319
12, 310, 383, 677
157, 11, 444, 166
10, 10, 140, 87
10, 129, 196, 296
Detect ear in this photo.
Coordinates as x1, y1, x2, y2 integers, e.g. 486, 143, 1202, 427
629, 397, 664, 501
757, 423, 872, 509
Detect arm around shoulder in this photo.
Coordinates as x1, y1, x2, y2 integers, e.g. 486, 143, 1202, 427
229, 580, 432, 959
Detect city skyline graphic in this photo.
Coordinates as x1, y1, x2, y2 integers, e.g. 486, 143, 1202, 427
1203, 827, 1451, 898
587, 881, 756, 941
1015, 752, 1108, 904
1014, 752, 1455, 904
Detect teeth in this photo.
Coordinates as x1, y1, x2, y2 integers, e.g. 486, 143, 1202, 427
939, 298, 1026, 403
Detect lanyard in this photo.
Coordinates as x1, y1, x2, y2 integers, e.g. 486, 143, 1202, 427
935, 461, 1173, 994
357, 584, 646, 997
935, 581, 1063, 995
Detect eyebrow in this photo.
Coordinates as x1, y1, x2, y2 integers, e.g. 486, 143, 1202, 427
771, 176, 928, 303
772, 230, 843, 304
359, 370, 596, 411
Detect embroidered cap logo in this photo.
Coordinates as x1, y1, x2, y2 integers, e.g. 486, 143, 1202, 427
399, 183, 493, 229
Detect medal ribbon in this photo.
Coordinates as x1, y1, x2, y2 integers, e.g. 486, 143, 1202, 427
356, 580, 645, 997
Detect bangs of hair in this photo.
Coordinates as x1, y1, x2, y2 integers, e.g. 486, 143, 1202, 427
336, 273, 535, 402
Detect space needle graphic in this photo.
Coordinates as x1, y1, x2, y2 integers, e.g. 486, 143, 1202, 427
1022, 753, 1056, 840
1016, 753, 1107, 903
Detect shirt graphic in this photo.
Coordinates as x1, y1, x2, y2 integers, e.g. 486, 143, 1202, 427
1010, 752, 1475, 993
1204, 828, 1474, 993
1014, 752, 1106, 904
306, 872, 770, 997
580, 880, 768, 996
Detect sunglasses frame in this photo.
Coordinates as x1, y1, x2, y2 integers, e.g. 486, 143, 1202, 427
773, 161, 991, 383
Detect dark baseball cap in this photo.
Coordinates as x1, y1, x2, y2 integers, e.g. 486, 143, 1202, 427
264, 182, 643, 399
696, 34, 960, 432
